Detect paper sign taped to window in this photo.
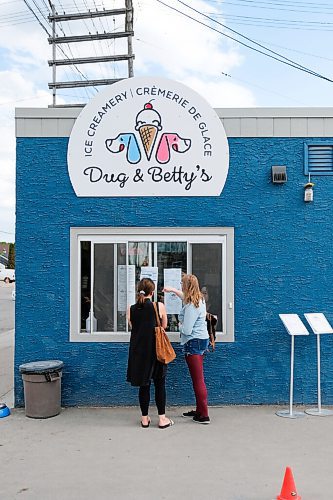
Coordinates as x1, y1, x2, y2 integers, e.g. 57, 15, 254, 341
164, 268, 182, 315
140, 266, 158, 289
118, 265, 136, 311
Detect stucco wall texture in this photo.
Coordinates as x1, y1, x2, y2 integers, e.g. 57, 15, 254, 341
15, 136, 333, 406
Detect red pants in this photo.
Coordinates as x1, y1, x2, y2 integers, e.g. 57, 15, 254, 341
185, 354, 208, 417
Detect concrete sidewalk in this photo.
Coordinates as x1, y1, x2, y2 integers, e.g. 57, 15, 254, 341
1, 405, 333, 500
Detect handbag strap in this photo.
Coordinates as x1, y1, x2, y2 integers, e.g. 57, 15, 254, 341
152, 302, 161, 327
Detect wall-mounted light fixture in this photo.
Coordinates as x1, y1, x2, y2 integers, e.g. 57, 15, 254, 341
271, 165, 287, 184
304, 182, 314, 202
304, 173, 314, 202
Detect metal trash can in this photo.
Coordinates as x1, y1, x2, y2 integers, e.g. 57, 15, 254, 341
19, 360, 64, 419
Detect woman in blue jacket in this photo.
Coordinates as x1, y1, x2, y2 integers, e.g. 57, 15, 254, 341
164, 274, 210, 424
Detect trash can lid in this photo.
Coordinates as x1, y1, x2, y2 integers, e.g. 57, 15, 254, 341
19, 360, 64, 374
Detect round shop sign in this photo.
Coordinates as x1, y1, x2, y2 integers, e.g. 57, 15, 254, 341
67, 76, 229, 197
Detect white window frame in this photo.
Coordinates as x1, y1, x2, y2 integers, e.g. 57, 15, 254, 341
70, 227, 234, 343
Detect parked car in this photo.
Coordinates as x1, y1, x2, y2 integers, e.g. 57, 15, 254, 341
0, 267, 15, 283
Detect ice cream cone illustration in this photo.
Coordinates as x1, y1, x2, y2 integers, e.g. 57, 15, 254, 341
135, 102, 162, 160
139, 124, 158, 160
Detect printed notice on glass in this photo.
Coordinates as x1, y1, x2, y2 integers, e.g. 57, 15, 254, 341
118, 265, 136, 311
304, 313, 333, 334
279, 314, 309, 336
140, 266, 158, 289
164, 268, 182, 315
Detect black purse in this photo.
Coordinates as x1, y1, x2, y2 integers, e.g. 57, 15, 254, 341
206, 313, 218, 351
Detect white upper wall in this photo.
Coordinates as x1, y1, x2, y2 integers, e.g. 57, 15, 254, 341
15, 107, 333, 138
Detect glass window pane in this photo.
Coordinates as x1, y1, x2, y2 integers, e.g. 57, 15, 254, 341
75, 231, 232, 340
192, 243, 223, 330
93, 244, 115, 332
116, 243, 128, 333
157, 242, 187, 332
80, 241, 91, 333
128, 241, 152, 284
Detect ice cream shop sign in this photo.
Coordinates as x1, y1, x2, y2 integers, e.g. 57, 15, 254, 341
67, 77, 229, 197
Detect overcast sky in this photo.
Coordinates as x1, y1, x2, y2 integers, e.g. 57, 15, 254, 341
1, 0, 333, 243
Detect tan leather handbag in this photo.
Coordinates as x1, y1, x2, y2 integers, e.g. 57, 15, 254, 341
153, 302, 176, 364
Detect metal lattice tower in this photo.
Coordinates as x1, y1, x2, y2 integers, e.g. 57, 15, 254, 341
48, 0, 134, 107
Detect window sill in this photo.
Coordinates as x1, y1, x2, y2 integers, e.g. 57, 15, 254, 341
70, 332, 233, 343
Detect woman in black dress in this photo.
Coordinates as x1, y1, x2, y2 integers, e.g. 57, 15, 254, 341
127, 278, 174, 429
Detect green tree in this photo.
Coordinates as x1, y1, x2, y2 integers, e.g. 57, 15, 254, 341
8, 243, 15, 269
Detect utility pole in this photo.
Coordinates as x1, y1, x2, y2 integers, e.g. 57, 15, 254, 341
50, 1, 56, 106
48, 0, 134, 107
125, 0, 134, 78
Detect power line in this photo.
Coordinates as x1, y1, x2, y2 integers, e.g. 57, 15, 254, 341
53, 0, 96, 98
0, 10, 37, 20
74, 0, 107, 82
225, 0, 333, 8
209, 12, 333, 26
205, 18, 333, 32
53, 0, 91, 102
30, 0, 49, 21
0, 0, 22, 4
175, 0, 331, 74
253, 39, 333, 63
0, 20, 35, 27
155, 0, 333, 83
40, 0, 49, 11
22, 0, 50, 34
205, 0, 333, 15
0, 96, 49, 105
21, 0, 98, 94
221, 71, 306, 105
46, 0, 133, 102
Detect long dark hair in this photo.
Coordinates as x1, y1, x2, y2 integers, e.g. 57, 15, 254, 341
136, 278, 155, 305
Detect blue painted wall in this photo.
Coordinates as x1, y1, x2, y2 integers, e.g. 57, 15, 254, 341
15, 136, 333, 406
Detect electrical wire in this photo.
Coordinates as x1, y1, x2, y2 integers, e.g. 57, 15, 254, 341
4, 5, 328, 30
205, 18, 333, 32
205, 0, 333, 15
98, 0, 117, 77
214, 0, 333, 8
22, 0, 98, 95
0, 96, 50, 105
221, 71, 306, 105
72, 0, 106, 84
22, 0, 50, 34
40, 0, 49, 11
89, 0, 109, 82
154, 0, 333, 83
55, 2, 85, 102
175, 0, 332, 74
0, 20, 35, 26
52, 1, 97, 96
1, 1, 125, 102
0, 10, 36, 20
209, 12, 333, 27
253, 38, 333, 63
53, 0, 88, 102
0, 0, 22, 4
